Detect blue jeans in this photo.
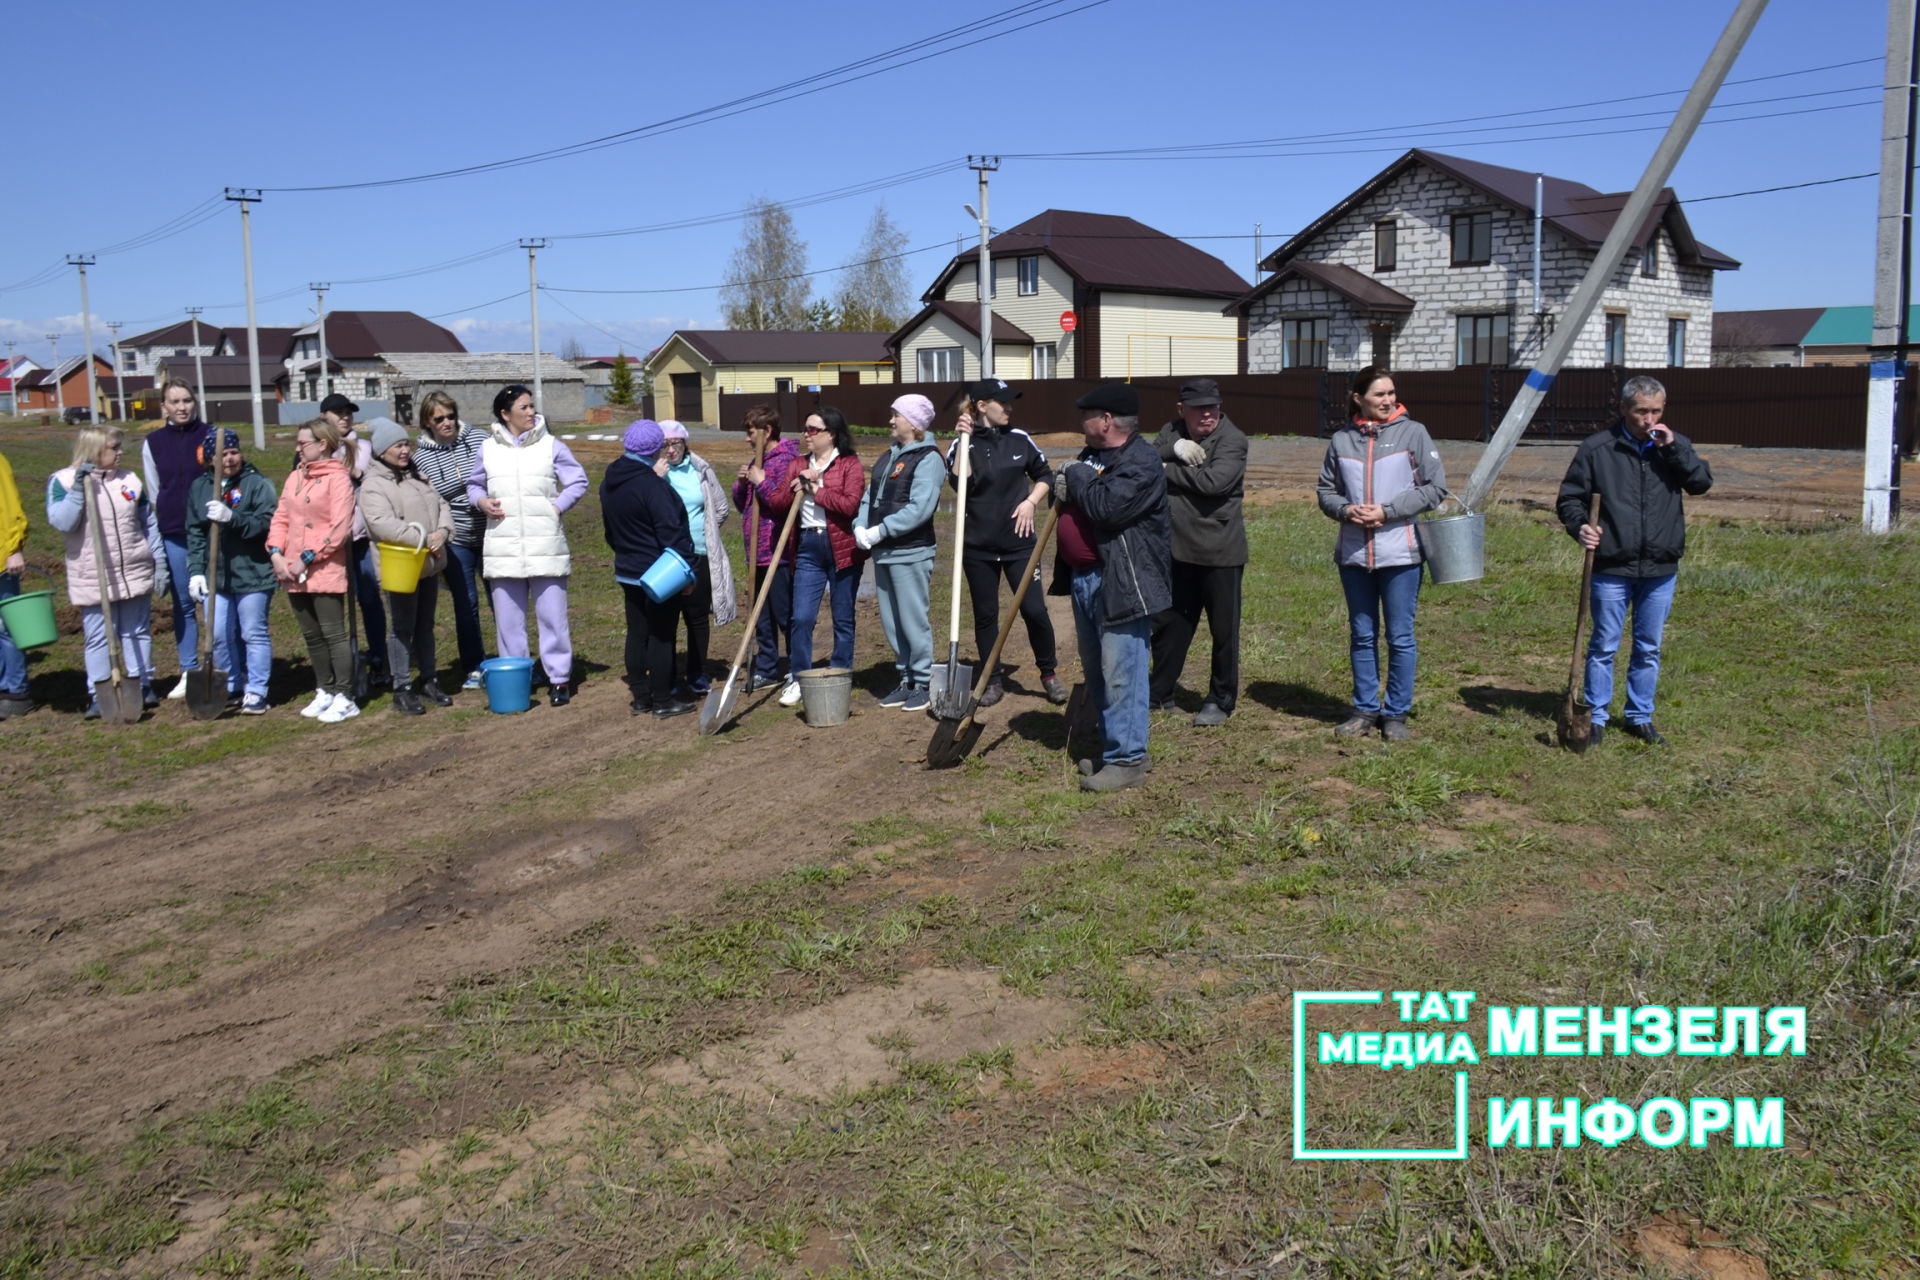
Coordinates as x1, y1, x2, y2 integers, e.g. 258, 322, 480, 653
0, 572, 28, 696
1584, 572, 1677, 727
1338, 562, 1422, 719
443, 542, 488, 671
1069, 566, 1151, 766
789, 528, 861, 673
213, 591, 273, 699
162, 534, 198, 671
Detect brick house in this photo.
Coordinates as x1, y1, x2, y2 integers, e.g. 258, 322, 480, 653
888, 209, 1249, 382
1233, 149, 1738, 374
16, 355, 114, 418
280, 311, 465, 406
115, 320, 222, 379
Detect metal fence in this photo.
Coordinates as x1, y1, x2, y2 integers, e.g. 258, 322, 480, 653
719, 366, 1911, 451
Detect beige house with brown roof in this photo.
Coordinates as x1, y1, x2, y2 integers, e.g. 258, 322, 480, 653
640, 330, 893, 425
888, 209, 1250, 382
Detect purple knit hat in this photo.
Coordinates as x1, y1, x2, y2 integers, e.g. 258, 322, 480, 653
623, 419, 664, 457
891, 394, 935, 433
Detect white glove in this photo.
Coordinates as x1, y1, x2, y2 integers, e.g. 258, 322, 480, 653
1173, 438, 1206, 466
854, 525, 881, 551
189, 574, 209, 604
204, 499, 233, 524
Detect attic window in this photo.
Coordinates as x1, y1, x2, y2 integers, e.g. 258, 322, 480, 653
1641, 240, 1658, 278
1450, 211, 1492, 266
1374, 220, 1397, 272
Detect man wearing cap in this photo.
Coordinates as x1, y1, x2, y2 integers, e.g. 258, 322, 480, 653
1149, 377, 1248, 727
322, 392, 389, 689
948, 378, 1069, 707
1052, 383, 1171, 793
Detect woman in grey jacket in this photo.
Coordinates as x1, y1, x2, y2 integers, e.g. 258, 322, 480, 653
1315, 366, 1448, 742
855, 395, 944, 712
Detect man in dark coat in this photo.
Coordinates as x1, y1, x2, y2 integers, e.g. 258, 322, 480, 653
1554, 375, 1713, 746
1148, 377, 1248, 726
1053, 383, 1171, 793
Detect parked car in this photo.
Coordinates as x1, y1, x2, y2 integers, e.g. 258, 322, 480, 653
61, 405, 95, 425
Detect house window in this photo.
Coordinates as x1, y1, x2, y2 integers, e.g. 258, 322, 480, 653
1455, 314, 1509, 366
173, 348, 187, 357
121, 352, 137, 370
1641, 240, 1658, 278
1032, 343, 1057, 379
1450, 211, 1492, 266
1667, 318, 1687, 367
1018, 256, 1040, 295
774, 378, 793, 394
1281, 318, 1328, 369
364, 377, 380, 398
917, 346, 963, 381
1374, 220, 1398, 271
1604, 314, 1627, 365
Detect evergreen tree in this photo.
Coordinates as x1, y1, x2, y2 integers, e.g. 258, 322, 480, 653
606, 352, 636, 406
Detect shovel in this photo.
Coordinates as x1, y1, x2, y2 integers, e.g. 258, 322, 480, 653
701, 493, 804, 735
743, 432, 765, 615
1555, 493, 1603, 753
929, 427, 974, 718
185, 461, 230, 720
83, 475, 142, 724
928, 502, 1060, 769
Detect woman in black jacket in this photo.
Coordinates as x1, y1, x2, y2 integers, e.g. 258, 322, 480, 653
601, 420, 697, 719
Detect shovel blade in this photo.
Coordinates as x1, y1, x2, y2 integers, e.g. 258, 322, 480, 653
926, 716, 983, 769
929, 660, 973, 720
1555, 695, 1594, 753
186, 666, 228, 720
94, 676, 141, 725
699, 674, 740, 736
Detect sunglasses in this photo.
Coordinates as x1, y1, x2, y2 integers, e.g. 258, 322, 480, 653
430, 413, 456, 425
802, 424, 828, 435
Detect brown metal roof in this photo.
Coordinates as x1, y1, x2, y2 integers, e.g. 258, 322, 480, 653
300, 311, 464, 359
1260, 149, 1740, 276
924, 209, 1250, 301
1292, 261, 1414, 312
671, 330, 893, 365
225, 327, 298, 360
884, 300, 1036, 350
120, 320, 215, 348
1710, 308, 1825, 348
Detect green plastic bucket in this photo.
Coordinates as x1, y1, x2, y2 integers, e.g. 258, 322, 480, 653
0, 589, 58, 649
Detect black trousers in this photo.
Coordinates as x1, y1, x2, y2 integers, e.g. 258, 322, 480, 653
1150, 561, 1243, 710
622, 583, 680, 706
963, 555, 1057, 677
672, 554, 714, 683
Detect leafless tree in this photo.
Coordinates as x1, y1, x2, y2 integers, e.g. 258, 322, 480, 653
720, 199, 811, 330
833, 205, 912, 332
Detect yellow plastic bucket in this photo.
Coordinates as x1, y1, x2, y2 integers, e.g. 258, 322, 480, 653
376, 541, 428, 593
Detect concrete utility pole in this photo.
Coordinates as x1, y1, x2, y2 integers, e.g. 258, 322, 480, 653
226, 189, 266, 450
966, 155, 999, 381
520, 239, 548, 415
107, 322, 126, 420
185, 307, 209, 419
67, 255, 99, 424
3, 340, 14, 415
1865, 0, 1916, 532
47, 334, 63, 418
310, 283, 331, 403
1459, 0, 1769, 513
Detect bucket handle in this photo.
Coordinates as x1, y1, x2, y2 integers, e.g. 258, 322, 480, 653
403, 521, 426, 553
1427, 492, 1472, 518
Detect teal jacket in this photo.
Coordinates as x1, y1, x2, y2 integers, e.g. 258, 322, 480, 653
188, 462, 279, 595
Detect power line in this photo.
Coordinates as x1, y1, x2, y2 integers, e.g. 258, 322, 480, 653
424, 290, 526, 321
541, 240, 955, 296
549, 161, 966, 241
258, 0, 1111, 193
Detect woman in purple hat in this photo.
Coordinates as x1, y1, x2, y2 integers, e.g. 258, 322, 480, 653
601, 421, 698, 719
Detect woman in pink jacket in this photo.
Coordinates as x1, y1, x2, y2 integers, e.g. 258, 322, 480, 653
268, 418, 358, 723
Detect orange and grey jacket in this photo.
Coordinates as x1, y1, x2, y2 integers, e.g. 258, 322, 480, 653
1315, 409, 1449, 570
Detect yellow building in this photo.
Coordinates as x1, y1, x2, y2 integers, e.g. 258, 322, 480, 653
888, 209, 1250, 382
642, 331, 894, 425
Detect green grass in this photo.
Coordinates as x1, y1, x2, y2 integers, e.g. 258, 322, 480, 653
2, 420, 1918, 1275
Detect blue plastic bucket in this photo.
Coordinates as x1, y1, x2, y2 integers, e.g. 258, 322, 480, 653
478, 657, 535, 713
640, 547, 694, 602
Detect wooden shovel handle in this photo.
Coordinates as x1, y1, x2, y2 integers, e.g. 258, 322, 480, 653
83, 475, 129, 682
721, 486, 804, 676
1567, 493, 1602, 691
946, 430, 971, 647
961, 501, 1062, 717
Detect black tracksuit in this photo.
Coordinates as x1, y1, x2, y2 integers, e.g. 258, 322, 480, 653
946, 425, 1057, 678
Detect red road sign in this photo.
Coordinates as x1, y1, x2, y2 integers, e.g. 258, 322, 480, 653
1059, 311, 1078, 332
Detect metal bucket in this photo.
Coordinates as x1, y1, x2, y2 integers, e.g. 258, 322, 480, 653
1417, 510, 1485, 584
795, 666, 853, 727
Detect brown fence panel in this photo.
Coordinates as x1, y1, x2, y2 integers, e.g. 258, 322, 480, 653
1656, 366, 1867, 448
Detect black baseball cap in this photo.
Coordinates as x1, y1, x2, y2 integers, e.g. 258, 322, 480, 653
1178, 377, 1223, 406
964, 377, 1021, 404
320, 393, 359, 415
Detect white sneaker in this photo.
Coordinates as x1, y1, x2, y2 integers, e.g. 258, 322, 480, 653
778, 678, 803, 707
318, 692, 360, 723
168, 674, 190, 700
300, 690, 333, 718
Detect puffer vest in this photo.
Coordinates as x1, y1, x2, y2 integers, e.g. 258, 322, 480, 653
866, 445, 938, 552
56, 467, 156, 606
480, 425, 571, 579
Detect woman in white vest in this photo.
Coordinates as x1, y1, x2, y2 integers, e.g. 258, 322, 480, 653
46, 425, 167, 716
465, 384, 589, 706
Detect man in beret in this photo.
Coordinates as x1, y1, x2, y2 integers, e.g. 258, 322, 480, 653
1149, 376, 1247, 726
1052, 383, 1171, 793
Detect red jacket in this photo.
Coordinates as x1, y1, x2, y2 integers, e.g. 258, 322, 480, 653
787, 451, 868, 571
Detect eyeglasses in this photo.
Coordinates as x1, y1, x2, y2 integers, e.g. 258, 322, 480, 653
295, 437, 321, 450
430, 414, 456, 425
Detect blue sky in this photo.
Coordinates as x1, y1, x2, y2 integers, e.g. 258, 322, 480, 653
0, 0, 1895, 366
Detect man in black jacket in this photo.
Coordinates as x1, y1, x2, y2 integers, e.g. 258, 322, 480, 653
1554, 376, 1713, 746
1055, 383, 1171, 792
949, 378, 1067, 707
1149, 377, 1248, 726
